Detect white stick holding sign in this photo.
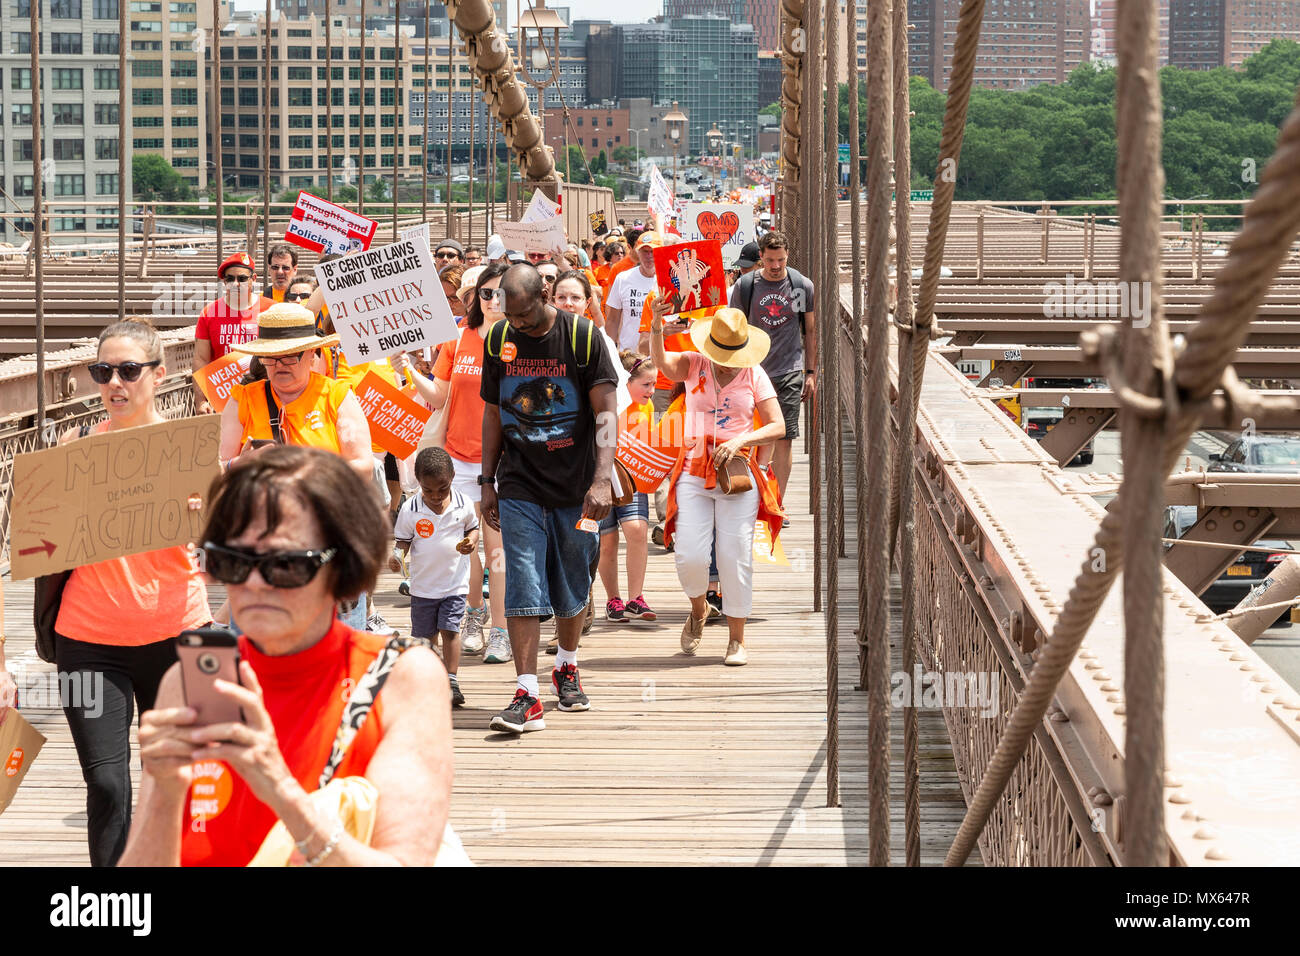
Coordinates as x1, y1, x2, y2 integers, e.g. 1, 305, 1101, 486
521, 190, 560, 222
315, 238, 459, 365
681, 203, 757, 267
496, 217, 568, 255
284, 191, 378, 256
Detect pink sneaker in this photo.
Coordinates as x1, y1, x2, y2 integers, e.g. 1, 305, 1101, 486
605, 598, 627, 622
624, 596, 657, 621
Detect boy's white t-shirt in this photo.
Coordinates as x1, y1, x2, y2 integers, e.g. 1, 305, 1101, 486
394, 489, 479, 599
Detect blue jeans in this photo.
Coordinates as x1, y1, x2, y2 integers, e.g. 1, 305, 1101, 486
498, 498, 599, 619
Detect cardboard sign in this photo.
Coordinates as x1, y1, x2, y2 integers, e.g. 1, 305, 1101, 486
284, 191, 378, 257
399, 222, 431, 251
354, 369, 430, 459
0, 710, 47, 816
652, 239, 727, 315
647, 163, 674, 223
192, 351, 251, 413
496, 217, 568, 255
681, 203, 756, 267
9, 415, 221, 579
588, 210, 608, 237
315, 238, 458, 365
616, 396, 686, 493
522, 190, 560, 222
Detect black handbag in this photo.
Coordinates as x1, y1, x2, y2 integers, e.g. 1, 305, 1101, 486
32, 571, 72, 664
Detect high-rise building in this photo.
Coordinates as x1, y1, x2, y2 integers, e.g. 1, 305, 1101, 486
289, 0, 509, 34
1169, 0, 1300, 70
744, 0, 781, 52
0, 0, 137, 246
1092, 0, 1169, 66
213, 12, 422, 192
910, 0, 1090, 90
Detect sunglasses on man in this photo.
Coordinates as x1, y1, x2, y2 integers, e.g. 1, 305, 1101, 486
223, 272, 254, 284
202, 542, 337, 589
88, 360, 162, 384
435, 250, 461, 261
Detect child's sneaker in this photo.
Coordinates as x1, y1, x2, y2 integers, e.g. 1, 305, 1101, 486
624, 595, 657, 621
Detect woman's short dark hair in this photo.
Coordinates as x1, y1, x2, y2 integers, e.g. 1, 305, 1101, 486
463, 260, 509, 330
201, 445, 389, 602
555, 269, 592, 304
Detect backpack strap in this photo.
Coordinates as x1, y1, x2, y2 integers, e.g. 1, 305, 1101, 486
485, 318, 509, 359
319, 635, 428, 789
570, 313, 595, 367
736, 270, 757, 317
262, 379, 285, 444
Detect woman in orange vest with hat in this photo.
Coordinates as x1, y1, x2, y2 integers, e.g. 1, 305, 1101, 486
650, 297, 785, 666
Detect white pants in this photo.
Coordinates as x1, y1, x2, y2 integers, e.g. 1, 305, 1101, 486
674, 473, 758, 619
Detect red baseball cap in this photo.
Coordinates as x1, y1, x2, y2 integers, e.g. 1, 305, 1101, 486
217, 251, 256, 278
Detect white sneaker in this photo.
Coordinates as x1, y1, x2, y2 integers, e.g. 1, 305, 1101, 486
483, 627, 513, 664
461, 606, 486, 656
367, 611, 399, 637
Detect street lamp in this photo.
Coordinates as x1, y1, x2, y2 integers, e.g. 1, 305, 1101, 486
517, 0, 566, 151
707, 123, 722, 198
664, 100, 687, 197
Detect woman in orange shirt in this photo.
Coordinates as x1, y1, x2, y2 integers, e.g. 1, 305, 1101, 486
119, 446, 454, 866
54, 317, 212, 866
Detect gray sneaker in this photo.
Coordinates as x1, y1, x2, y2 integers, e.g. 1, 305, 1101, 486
461, 606, 486, 656
483, 627, 513, 664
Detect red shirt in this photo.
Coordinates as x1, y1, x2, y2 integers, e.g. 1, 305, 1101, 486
195, 295, 274, 360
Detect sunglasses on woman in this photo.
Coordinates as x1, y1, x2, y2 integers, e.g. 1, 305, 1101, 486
284, 291, 311, 302
202, 542, 337, 588
87, 360, 162, 384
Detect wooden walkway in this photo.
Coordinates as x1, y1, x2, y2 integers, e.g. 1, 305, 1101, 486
0, 446, 971, 865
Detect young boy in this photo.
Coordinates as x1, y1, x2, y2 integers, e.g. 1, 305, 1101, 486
391, 447, 480, 707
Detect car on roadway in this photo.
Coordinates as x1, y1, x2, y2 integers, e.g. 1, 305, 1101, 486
1164, 505, 1294, 625
1208, 433, 1300, 473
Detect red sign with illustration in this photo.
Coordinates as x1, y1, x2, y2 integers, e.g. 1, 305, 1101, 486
652, 239, 726, 315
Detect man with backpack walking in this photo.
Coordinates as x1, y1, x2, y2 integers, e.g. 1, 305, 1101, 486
728, 230, 816, 510
479, 264, 619, 734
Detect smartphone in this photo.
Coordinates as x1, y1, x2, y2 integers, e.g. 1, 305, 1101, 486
176, 627, 245, 725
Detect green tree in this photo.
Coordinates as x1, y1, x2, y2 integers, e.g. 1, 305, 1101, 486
760, 101, 781, 117
133, 153, 193, 202
591, 150, 608, 175
367, 177, 388, 202
335, 184, 358, 203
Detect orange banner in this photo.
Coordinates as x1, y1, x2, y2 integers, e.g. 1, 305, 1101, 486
616, 396, 686, 493
355, 369, 430, 459
192, 352, 251, 412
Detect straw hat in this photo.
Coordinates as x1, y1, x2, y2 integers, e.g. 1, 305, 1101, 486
688, 306, 770, 369
230, 303, 339, 358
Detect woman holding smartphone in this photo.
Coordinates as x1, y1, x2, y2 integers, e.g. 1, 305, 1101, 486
120, 446, 453, 867
54, 317, 212, 866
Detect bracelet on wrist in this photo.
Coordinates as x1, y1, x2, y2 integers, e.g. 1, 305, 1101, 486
299, 820, 345, 866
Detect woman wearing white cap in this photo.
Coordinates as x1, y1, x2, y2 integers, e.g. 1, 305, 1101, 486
650, 298, 786, 666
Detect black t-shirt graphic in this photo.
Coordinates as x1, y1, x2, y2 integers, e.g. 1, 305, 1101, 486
480, 309, 618, 507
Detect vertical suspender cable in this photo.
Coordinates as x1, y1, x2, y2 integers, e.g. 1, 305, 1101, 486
327, 0, 334, 202
422, 2, 429, 222
360, 0, 368, 218
393, 3, 400, 240
263, 0, 271, 274
445, 29, 452, 235
822, 0, 840, 811
470, 61, 476, 245
117, 0, 126, 320
847, 0, 865, 683
212, 0, 223, 259
31, 0, 45, 446
806, 2, 822, 617
863, 0, 894, 867
1115, 0, 1169, 868
890, 0, 920, 868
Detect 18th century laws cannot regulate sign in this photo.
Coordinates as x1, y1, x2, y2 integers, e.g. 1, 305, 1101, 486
314, 238, 459, 365
9, 415, 222, 579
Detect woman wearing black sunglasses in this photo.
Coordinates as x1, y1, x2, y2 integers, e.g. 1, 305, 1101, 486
54, 317, 212, 867
120, 445, 453, 867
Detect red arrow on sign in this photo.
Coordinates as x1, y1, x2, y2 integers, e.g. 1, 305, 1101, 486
18, 539, 56, 558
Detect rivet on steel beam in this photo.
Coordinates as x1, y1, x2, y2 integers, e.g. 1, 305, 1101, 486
1229, 653, 1247, 661
1233, 520, 1246, 532
978, 576, 993, 589
1084, 659, 1103, 669
1261, 683, 1275, 692
1106, 693, 1121, 703
1163, 772, 1181, 788
1101, 683, 1119, 692
1114, 704, 1126, 715
1169, 791, 1193, 804
1240, 664, 1254, 672
1181, 809, 1198, 821
1049, 710, 1069, 722
1092, 671, 1111, 682
1093, 792, 1113, 807
1205, 847, 1231, 861
1193, 826, 1219, 840
1251, 674, 1267, 683
1206, 520, 1218, 531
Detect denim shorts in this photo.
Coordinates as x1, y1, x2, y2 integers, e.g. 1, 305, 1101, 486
598, 492, 649, 535
498, 498, 599, 619
410, 593, 467, 637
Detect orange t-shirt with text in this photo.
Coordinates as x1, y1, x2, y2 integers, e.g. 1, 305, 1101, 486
433, 328, 486, 463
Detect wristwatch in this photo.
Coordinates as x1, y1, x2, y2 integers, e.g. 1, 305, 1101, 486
476, 473, 496, 486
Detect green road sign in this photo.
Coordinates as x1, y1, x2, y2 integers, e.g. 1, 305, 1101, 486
911, 190, 934, 201
838, 144, 850, 164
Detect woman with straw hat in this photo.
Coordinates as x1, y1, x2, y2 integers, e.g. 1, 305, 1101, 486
651, 299, 786, 666
217, 303, 373, 481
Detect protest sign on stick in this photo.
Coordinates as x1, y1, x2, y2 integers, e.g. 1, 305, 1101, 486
354, 370, 430, 459
496, 217, 568, 255
284, 191, 378, 256
522, 190, 560, 222
652, 239, 726, 315
680, 203, 756, 267
192, 352, 251, 413
315, 237, 458, 365
9, 416, 222, 579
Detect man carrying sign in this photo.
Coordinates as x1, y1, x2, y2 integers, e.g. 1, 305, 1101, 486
479, 265, 619, 734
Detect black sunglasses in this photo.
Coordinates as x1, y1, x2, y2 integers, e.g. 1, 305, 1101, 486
88, 360, 161, 384
202, 542, 337, 589
223, 273, 254, 283
284, 291, 311, 301
435, 251, 461, 259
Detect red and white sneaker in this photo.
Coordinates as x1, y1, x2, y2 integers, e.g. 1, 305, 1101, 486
489, 688, 546, 734
551, 663, 591, 712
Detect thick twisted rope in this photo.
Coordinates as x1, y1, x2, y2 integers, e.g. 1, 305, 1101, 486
822, 0, 841, 809
807, 3, 824, 614
945, 80, 1300, 867
847, 0, 867, 686
864, 0, 895, 868
780, 0, 805, 260
890, 0, 921, 870
1115, 0, 1169, 867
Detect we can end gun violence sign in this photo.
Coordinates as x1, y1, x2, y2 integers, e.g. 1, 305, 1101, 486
315, 238, 459, 365
9, 416, 222, 579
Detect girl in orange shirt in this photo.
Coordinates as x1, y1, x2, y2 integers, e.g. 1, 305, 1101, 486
54, 317, 212, 866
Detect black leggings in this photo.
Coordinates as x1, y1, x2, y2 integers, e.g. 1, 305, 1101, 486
55, 634, 178, 868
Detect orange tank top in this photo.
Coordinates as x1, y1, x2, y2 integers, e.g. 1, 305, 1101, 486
233, 372, 351, 452
180, 620, 388, 866
55, 420, 210, 646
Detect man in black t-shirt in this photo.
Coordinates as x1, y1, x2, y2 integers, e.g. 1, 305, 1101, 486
480, 264, 619, 734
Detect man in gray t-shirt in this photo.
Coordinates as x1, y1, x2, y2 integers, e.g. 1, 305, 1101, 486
728, 230, 816, 510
